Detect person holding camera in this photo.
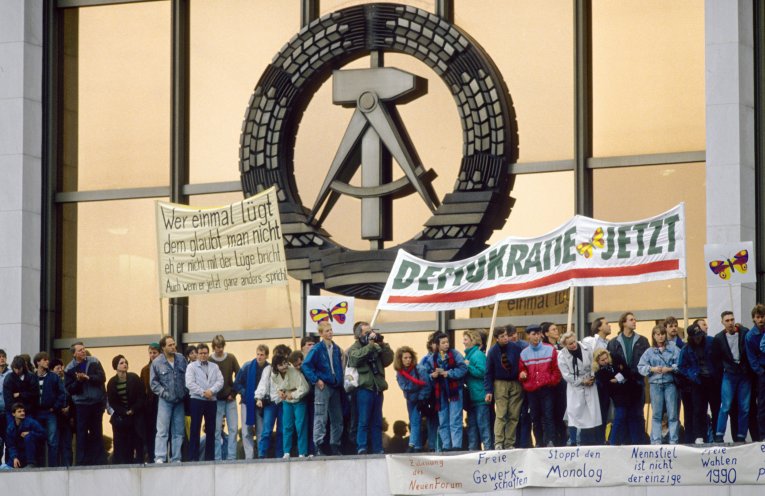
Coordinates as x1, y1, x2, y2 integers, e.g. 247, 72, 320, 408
347, 321, 394, 455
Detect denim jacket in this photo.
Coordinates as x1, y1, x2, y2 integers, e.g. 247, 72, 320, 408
638, 346, 680, 385
150, 353, 188, 404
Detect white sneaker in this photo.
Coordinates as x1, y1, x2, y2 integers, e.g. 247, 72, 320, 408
694, 438, 704, 445
155, 459, 165, 464
282, 454, 291, 460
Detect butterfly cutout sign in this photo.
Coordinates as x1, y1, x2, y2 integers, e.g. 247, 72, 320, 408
704, 242, 756, 285
305, 295, 355, 334
576, 227, 605, 259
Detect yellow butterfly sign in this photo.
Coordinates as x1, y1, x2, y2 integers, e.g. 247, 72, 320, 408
576, 227, 605, 259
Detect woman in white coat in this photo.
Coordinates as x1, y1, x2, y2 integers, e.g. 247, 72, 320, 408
557, 331, 601, 445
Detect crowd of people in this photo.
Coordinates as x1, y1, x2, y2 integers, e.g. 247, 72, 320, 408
2, 307, 765, 469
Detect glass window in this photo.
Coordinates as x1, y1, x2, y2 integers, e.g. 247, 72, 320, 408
321, 0, 435, 15
61, 2, 171, 192
189, 0, 300, 183
488, 171, 575, 241
458, 0, 574, 162
59, 199, 167, 339
592, 0, 705, 156
592, 163, 706, 313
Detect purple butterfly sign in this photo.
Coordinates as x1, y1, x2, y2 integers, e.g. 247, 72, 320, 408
704, 241, 756, 286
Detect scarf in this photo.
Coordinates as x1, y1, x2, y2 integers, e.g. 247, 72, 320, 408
432, 351, 460, 408
398, 366, 426, 387
245, 359, 268, 425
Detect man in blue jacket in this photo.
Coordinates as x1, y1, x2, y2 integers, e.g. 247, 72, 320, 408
64, 342, 106, 465
302, 321, 344, 456
746, 304, 765, 441
150, 335, 188, 463
6, 402, 45, 468
32, 352, 65, 466
484, 325, 523, 450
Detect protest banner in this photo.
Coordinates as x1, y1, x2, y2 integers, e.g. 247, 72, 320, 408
155, 187, 287, 298
387, 443, 765, 494
378, 204, 686, 312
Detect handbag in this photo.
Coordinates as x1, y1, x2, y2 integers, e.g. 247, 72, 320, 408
344, 365, 359, 392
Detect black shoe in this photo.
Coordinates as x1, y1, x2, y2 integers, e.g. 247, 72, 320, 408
330, 444, 342, 456
713, 435, 724, 444
357, 448, 368, 455
315, 445, 328, 456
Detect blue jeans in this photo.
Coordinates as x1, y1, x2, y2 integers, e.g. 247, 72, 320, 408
258, 402, 283, 458
34, 410, 59, 467
405, 398, 423, 449
610, 401, 645, 445
649, 382, 679, 444
437, 390, 463, 450
282, 400, 308, 456
155, 398, 185, 462
214, 398, 238, 460
356, 388, 384, 454
716, 372, 751, 440
467, 403, 492, 450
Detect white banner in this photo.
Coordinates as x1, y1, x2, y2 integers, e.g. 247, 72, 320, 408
704, 241, 756, 286
387, 443, 765, 494
305, 295, 355, 334
378, 204, 685, 311
155, 187, 287, 298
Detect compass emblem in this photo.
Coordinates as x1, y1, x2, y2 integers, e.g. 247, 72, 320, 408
240, 3, 518, 299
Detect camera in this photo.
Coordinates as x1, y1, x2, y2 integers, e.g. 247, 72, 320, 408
359, 330, 384, 346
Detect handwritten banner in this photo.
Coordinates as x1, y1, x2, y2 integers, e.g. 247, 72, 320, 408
378, 204, 686, 312
387, 443, 765, 494
155, 187, 288, 298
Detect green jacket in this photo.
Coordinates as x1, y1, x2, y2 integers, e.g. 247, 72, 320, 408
347, 340, 394, 392
464, 345, 487, 405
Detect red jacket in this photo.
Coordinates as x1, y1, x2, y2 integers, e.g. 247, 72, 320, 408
519, 343, 562, 392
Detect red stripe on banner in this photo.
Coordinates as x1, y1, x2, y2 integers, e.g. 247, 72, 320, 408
386, 259, 680, 304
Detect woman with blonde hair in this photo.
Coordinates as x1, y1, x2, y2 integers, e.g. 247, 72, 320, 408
395, 346, 429, 452
557, 331, 601, 445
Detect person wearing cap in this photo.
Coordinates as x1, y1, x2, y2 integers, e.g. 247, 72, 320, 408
484, 325, 523, 450
518, 324, 562, 447
678, 321, 719, 443
541, 322, 568, 446
746, 304, 765, 441
347, 321, 394, 454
